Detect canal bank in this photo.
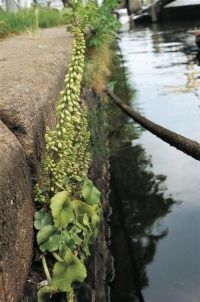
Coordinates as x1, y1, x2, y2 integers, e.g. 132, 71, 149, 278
1, 11, 200, 302
109, 21, 200, 302
0, 27, 72, 302
0, 27, 112, 302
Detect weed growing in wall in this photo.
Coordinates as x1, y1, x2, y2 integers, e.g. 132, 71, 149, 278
34, 18, 101, 302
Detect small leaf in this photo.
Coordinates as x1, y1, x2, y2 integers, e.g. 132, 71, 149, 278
50, 191, 74, 228
37, 225, 60, 252
52, 250, 87, 292
72, 199, 100, 229
82, 179, 101, 205
37, 225, 55, 245
72, 199, 94, 219
67, 239, 76, 251
34, 210, 53, 230
81, 235, 91, 258
83, 213, 90, 228
40, 234, 64, 252
69, 226, 82, 246
61, 230, 71, 244
74, 219, 88, 232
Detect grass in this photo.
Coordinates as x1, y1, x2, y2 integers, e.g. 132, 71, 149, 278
85, 43, 114, 94
0, 8, 66, 38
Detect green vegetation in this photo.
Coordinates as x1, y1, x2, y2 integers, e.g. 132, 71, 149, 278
28, 0, 122, 300
107, 52, 141, 154
0, 0, 120, 41
0, 8, 66, 38
85, 43, 114, 94
63, 0, 120, 47
34, 19, 103, 302
87, 100, 109, 165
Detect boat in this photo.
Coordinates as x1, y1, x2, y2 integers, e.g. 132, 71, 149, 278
132, 5, 152, 25
132, 11, 151, 24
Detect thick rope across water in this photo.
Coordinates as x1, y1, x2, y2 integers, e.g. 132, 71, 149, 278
106, 88, 200, 162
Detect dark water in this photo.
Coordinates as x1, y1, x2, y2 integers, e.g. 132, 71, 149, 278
110, 22, 200, 302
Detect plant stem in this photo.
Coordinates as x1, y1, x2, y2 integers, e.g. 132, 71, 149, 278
52, 252, 64, 262
67, 290, 74, 302
42, 255, 52, 283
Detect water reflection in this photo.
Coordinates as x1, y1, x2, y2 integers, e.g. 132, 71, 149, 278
125, 22, 200, 97
112, 21, 200, 302
110, 141, 176, 302
109, 54, 177, 302
158, 24, 200, 94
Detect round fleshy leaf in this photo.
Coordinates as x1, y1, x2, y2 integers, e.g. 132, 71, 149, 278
37, 225, 65, 252
34, 210, 53, 230
50, 191, 74, 228
52, 250, 87, 292
82, 179, 101, 205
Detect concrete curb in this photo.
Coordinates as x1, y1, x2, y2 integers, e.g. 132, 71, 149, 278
0, 27, 72, 302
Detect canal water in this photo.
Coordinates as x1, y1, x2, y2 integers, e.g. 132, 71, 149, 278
109, 22, 200, 302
